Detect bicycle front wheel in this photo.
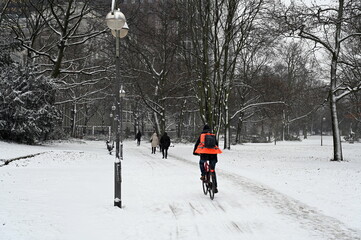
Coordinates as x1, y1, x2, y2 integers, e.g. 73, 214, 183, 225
209, 173, 216, 200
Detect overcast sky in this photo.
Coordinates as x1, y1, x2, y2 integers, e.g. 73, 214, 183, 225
283, 0, 336, 7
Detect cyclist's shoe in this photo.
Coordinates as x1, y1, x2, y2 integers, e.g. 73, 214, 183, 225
214, 188, 218, 193
200, 175, 206, 181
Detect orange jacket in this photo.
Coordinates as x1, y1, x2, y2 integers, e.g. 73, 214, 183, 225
195, 133, 222, 154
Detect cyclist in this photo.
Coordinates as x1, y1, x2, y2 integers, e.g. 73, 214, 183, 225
193, 124, 222, 193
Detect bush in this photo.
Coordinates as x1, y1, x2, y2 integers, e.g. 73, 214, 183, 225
0, 66, 61, 144
285, 135, 301, 141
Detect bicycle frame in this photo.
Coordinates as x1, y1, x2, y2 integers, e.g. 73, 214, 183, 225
202, 161, 216, 200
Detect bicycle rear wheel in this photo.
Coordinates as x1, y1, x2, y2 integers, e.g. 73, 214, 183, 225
208, 173, 216, 200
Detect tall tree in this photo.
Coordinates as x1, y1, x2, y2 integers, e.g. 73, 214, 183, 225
9, 0, 107, 78
3, 0, 115, 136
0, 0, 11, 26
273, 40, 326, 140
178, 0, 267, 141
124, 0, 187, 135
277, 0, 361, 161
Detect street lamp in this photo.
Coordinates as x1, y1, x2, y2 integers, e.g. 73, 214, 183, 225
106, 9, 126, 30
109, 111, 113, 138
119, 86, 126, 169
112, 22, 129, 38
105, 0, 129, 208
321, 117, 326, 146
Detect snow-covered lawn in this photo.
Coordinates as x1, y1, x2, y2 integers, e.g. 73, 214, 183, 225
0, 136, 360, 239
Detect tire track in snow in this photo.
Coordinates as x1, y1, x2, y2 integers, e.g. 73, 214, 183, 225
172, 154, 361, 240
127, 146, 176, 179
189, 202, 203, 215
169, 204, 181, 239
220, 172, 361, 240
131, 145, 284, 237
129, 145, 187, 239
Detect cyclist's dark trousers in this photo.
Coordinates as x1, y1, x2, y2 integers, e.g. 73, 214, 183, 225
199, 159, 217, 187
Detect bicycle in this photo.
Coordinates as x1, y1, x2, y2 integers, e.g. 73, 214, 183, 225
202, 161, 217, 200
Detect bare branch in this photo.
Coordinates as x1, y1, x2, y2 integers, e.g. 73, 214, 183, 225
55, 84, 110, 105
230, 101, 285, 120
339, 33, 361, 44
66, 29, 107, 46
14, 36, 55, 63
298, 26, 334, 53
60, 67, 109, 76
288, 99, 327, 124
0, 0, 11, 25
335, 84, 361, 101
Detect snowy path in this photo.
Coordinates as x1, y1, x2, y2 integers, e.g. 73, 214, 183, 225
0, 140, 360, 240
162, 147, 361, 240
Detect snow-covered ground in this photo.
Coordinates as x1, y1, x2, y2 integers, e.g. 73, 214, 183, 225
0, 136, 360, 240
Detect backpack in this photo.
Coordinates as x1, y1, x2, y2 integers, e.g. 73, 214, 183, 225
204, 134, 216, 148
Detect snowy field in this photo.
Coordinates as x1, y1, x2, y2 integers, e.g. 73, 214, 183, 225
0, 136, 360, 240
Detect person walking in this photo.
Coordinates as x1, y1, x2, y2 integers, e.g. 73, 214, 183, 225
135, 131, 142, 146
160, 132, 171, 159
193, 124, 222, 193
150, 132, 159, 154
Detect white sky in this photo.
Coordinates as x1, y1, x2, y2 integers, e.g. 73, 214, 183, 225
283, 0, 336, 6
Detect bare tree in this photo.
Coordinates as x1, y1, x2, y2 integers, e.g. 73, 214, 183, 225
9, 0, 107, 78
0, 0, 11, 26
2, 0, 117, 136
277, 0, 361, 161
123, 0, 188, 136
274, 40, 326, 139
178, 0, 272, 148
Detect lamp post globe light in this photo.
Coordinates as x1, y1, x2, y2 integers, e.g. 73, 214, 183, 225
106, 1, 128, 208
112, 22, 129, 38
106, 9, 126, 30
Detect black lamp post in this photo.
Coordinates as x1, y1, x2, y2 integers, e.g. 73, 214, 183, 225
105, 0, 128, 208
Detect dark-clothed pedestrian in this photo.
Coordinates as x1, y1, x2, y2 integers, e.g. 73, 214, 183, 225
160, 132, 171, 159
136, 131, 142, 146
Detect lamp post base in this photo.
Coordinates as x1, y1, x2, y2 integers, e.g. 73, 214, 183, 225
114, 198, 122, 208
114, 161, 122, 208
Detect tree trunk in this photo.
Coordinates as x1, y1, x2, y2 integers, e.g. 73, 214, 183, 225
303, 124, 307, 139
160, 108, 165, 135
330, 63, 343, 161
235, 113, 244, 144
329, 0, 344, 161
71, 103, 77, 138
224, 107, 231, 150
235, 119, 241, 144
282, 110, 285, 141
153, 112, 161, 136
51, 42, 65, 78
